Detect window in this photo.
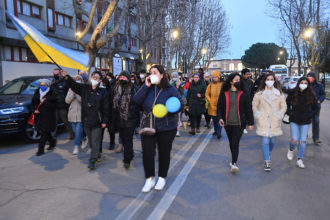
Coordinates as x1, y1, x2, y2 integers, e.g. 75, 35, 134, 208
4, 46, 36, 62
130, 14, 136, 24
229, 63, 234, 71
22, 1, 30, 15
47, 0, 55, 30
5, 0, 17, 17
237, 63, 243, 71
56, 13, 72, 28
15, 1, 41, 18
131, 38, 137, 47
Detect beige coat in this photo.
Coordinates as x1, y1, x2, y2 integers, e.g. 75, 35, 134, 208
65, 89, 82, 123
252, 88, 287, 137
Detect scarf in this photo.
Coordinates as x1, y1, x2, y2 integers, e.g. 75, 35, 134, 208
112, 84, 132, 121
39, 87, 50, 101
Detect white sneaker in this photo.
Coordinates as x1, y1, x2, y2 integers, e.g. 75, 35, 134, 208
243, 129, 248, 134
81, 138, 88, 149
73, 146, 79, 155
296, 159, 305, 169
230, 162, 239, 173
141, 177, 155, 193
176, 131, 180, 137
155, 177, 166, 191
287, 150, 293, 161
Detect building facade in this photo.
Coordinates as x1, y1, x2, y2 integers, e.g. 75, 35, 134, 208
207, 59, 244, 74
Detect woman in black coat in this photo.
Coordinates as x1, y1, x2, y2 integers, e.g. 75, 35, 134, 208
186, 73, 206, 135
111, 71, 140, 169
32, 79, 57, 156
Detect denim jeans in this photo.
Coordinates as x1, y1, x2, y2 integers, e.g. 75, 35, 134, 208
84, 126, 102, 161
261, 137, 276, 161
290, 122, 310, 159
212, 116, 222, 135
71, 122, 83, 146
312, 107, 320, 141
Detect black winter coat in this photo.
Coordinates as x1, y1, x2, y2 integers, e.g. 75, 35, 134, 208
217, 90, 254, 128
31, 88, 57, 132
286, 90, 318, 125
187, 80, 206, 116
65, 76, 110, 128
50, 78, 69, 109
111, 84, 140, 129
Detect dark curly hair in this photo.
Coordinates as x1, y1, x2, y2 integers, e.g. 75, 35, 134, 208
149, 64, 171, 89
293, 76, 316, 106
221, 72, 245, 93
258, 72, 282, 93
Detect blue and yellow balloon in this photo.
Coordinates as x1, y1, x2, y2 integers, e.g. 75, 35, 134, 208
165, 97, 181, 113
153, 104, 168, 118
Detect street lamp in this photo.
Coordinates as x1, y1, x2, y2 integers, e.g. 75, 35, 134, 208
171, 29, 179, 40
277, 57, 280, 61
279, 51, 284, 55
303, 28, 314, 39
202, 48, 207, 55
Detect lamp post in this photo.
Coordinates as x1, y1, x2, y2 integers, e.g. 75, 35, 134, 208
302, 28, 314, 75
75, 32, 81, 73
171, 29, 180, 70
201, 48, 207, 69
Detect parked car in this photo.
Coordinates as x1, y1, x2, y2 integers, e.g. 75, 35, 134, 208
0, 76, 62, 142
282, 76, 300, 93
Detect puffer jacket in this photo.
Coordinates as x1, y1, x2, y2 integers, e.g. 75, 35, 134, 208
133, 84, 183, 132
65, 89, 82, 123
252, 88, 287, 137
65, 76, 109, 128
205, 81, 222, 116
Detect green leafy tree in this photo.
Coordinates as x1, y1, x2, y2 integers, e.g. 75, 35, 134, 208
241, 43, 287, 69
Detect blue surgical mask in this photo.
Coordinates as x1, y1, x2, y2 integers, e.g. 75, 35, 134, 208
76, 80, 81, 84
81, 75, 86, 80
40, 86, 47, 92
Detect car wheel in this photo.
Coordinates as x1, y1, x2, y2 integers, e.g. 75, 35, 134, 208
23, 123, 41, 143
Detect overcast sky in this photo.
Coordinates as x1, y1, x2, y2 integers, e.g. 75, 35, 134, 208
220, 0, 281, 59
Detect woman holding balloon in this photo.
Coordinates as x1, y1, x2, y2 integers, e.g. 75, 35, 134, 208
187, 73, 206, 135
133, 65, 183, 193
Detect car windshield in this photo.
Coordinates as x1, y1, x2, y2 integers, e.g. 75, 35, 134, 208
0, 79, 43, 95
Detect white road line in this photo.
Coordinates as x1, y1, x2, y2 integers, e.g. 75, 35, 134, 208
147, 129, 213, 220
115, 130, 205, 220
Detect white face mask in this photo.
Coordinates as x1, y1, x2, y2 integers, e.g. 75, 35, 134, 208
289, 83, 296, 89
265, 80, 274, 88
140, 74, 145, 79
150, 75, 160, 84
299, 84, 308, 91
76, 80, 81, 84
91, 79, 99, 86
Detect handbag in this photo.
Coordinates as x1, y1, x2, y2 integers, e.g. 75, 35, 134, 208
27, 102, 43, 126
139, 89, 163, 136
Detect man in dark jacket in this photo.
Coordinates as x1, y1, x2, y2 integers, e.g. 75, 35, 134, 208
307, 72, 326, 145
62, 70, 110, 169
241, 68, 254, 101
50, 68, 74, 139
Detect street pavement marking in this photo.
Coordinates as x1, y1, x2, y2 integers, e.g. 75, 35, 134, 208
147, 129, 213, 220
115, 130, 205, 220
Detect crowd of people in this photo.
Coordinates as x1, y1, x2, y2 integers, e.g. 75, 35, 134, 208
31, 65, 326, 192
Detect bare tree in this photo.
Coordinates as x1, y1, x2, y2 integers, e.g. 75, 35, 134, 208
166, 0, 229, 73
72, 0, 130, 73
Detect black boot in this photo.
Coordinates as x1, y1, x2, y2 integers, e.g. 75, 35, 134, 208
88, 159, 96, 170
109, 142, 115, 150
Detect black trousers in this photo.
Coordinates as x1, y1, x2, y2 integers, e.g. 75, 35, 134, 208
57, 108, 74, 136
204, 112, 211, 124
38, 131, 56, 153
99, 127, 106, 153
224, 125, 243, 164
190, 115, 201, 129
119, 127, 135, 163
141, 129, 177, 178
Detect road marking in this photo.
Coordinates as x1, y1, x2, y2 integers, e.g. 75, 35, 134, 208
115, 130, 205, 220
147, 129, 213, 220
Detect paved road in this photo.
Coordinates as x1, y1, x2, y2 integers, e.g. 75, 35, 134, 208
0, 101, 329, 220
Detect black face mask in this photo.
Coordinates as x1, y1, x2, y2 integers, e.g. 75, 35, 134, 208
120, 80, 127, 85
234, 82, 241, 89
54, 75, 60, 80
